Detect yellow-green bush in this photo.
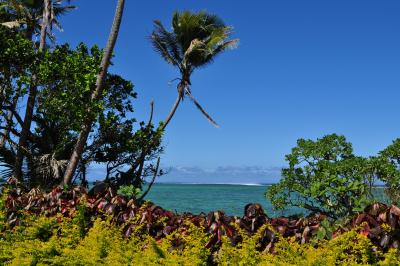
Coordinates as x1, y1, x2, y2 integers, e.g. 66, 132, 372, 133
0, 211, 399, 265
0, 214, 211, 266
217, 224, 399, 266
216, 224, 270, 266
379, 249, 400, 266
0, 214, 82, 265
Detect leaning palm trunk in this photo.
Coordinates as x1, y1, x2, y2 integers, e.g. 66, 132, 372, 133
13, 0, 51, 180
62, 0, 125, 185
162, 94, 181, 130
161, 79, 219, 130
161, 81, 185, 130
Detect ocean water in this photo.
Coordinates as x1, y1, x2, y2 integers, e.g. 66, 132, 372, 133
144, 183, 305, 217
143, 183, 389, 217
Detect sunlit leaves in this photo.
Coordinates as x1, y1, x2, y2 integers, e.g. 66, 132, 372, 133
266, 134, 377, 218
38, 43, 102, 131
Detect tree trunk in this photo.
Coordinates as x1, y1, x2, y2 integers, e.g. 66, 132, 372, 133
13, 0, 51, 180
125, 82, 184, 180
0, 96, 18, 148
0, 22, 35, 150
25, 24, 35, 41
161, 81, 185, 131
62, 0, 126, 185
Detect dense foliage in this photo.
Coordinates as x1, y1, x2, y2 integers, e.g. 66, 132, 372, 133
267, 134, 400, 219
1, 6, 240, 198
2, 4, 399, 264
0, 27, 163, 190
1, 180, 400, 265
378, 139, 400, 203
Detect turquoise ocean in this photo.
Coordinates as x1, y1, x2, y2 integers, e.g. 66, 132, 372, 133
144, 183, 303, 217
144, 183, 388, 217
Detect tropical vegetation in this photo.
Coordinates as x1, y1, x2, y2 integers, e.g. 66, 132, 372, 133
1, 179, 400, 265
0, 3, 237, 194
267, 134, 400, 219
1, 1, 400, 265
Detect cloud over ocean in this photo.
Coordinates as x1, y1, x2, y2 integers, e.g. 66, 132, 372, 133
157, 166, 282, 184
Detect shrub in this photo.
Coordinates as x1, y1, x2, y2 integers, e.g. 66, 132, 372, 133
1, 184, 400, 265
266, 134, 376, 218
216, 224, 270, 266
117, 185, 141, 199
377, 139, 400, 204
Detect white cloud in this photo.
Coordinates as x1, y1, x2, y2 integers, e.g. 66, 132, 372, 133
158, 165, 282, 184
86, 164, 282, 184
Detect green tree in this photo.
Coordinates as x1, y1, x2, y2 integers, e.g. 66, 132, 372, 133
150, 10, 239, 130
1, 0, 75, 180
0, 1, 163, 190
266, 134, 376, 219
29, 43, 162, 189
0, 0, 74, 151
0, 27, 162, 189
0, 27, 36, 180
62, 0, 126, 185
12, 0, 50, 180
377, 139, 400, 203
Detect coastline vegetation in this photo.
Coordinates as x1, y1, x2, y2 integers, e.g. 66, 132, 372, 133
1, 179, 400, 265
1, 1, 400, 265
267, 134, 400, 219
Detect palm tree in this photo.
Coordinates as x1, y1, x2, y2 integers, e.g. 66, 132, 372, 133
62, 0, 126, 185
0, 0, 75, 41
150, 11, 238, 130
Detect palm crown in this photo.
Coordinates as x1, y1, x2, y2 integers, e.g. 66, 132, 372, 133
0, 0, 75, 41
151, 11, 238, 128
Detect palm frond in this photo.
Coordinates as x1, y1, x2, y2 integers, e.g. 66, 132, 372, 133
150, 34, 178, 66
50, 17, 62, 31
183, 38, 207, 67
153, 20, 182, 62
31, 153, 68, 180
1, 0, 75, 41
0, 159, 13, 182
169, 11, 239, 69
200, 38, 239, 67
150, 20, 181, 66
0, 147, 15, 182
52, 5, 75, 17
1, 19, 22, 27
185, 87, 219, 128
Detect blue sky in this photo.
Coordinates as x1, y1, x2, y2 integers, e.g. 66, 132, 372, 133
56, 1, 400, 182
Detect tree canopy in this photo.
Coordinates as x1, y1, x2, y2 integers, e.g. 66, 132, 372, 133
151, 10, 239, 129
0, 27, 162, 189
267, 134, 400, 218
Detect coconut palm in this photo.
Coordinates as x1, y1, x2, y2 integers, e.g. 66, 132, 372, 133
0, 0, 75, 41
150, 11, 238, 129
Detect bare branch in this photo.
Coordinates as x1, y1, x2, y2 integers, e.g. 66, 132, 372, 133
138, 157, 160, 201
2, 105, 24, 126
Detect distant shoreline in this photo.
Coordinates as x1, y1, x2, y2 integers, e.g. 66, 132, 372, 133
147, 182, 387, 188
88, 181, 387, 188
148, 182, 271, 186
